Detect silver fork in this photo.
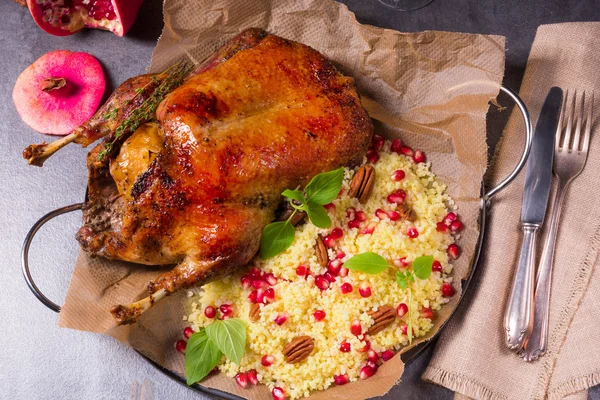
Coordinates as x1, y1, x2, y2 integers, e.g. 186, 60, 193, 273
521, 90, 593, 362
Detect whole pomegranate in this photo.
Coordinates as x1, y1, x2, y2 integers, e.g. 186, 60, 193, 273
27, 0, 144, 37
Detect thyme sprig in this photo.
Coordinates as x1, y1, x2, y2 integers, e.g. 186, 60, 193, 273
97, 61, 192, 161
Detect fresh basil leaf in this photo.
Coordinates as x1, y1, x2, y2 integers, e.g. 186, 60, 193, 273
261, 220, 295, 259
413, 255, 434, 280
344, 252, 389, 274
282, 189, 306, 204
396, 271, 409, 289
305, 203, 331, 229
205, 319, 247, 366
185, 329, 222, 385
304, 167, 344, 205
408, 289, 414, 345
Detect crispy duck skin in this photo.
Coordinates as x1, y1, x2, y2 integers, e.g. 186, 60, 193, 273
30, 29, 374, 324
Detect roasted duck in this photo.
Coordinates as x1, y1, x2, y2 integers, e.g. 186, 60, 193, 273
24, 28, 373, 324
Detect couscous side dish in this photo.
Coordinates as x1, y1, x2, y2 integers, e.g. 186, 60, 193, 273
182, 136, 462, 399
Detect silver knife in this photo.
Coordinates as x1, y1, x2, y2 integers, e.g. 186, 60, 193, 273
504, 87, 562, 351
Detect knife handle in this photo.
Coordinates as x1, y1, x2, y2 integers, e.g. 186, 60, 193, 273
504, 224, 538, 351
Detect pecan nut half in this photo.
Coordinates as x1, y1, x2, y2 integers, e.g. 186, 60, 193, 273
367, 305, 395, 335
282, 335, 315, 364
314, 234, 328, 268
249, 303, 260, 322
398, 204, 417, 222
348, 165, 376, 204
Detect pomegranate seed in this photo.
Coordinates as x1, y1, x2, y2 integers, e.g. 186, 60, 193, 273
336, 250, 346, 259
338, 187, 344, 198
339, 341, 351, 352
175, 340, 187, 353
339, 267, 349, 277
366, 149, 379, 163
387, 210, 400, 221
220, 304, 233, 316
450, 220, 464, 233
330, 227, 344, 240
359, 282, 372, 298
381, 350, 395, 361
296, 265, 307, 276
348, 219, 361, 229
387, 190, 406, 204
246, 369, 258, 385
204, 306, 216, 319
313, 310, 326, 321
442, 283, 456, 297
241, 276, 252, 289
360, 365, 375, 379
432, 260, 442, 272
264, 288, 276, 303
357, 340, 371, 353
235, 372, 248, 388
327, 259, 342, 276
406, 227, 419, 238
360, 224, 375, 235
367, 350, 379, 363
248, 290, 258, 303
436, 222, 449, 233
249, 267, 262, 277
346, 207, 356, 219
256, 289, 266, 304
351, 320, 362, 336
413, 150, 426, 163
420, 307, 436, 320
391, 169, 406, 181
447, 243, 461, 259
356, 211, 367, 222
252, 278, 266, 290
265, 273, 278, 286
274, 314, 288, 325
324, 272, 337, 283
315, 275, 330, 290
443, 212, 457, 226
400, 146, 414, 157
375, 208, 389, 220
391, 138, 403, 153
400, 324, 408, 335
183, 327, 194, 339
261, 355, 275, 367
371, 134, 385, 151
334, 374, 350, 385
324, 202, 336, 212
323, 235, 337, 248
393, 257, 409, 269
366, 360, 378, 371
396, 303, 408, 318
340, 282, 353, 294
272, 387, 286, 400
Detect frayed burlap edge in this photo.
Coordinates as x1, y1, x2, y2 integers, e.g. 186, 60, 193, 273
423, 366, 509, 400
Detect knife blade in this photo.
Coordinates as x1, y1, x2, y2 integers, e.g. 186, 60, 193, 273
504, 87, 562, 351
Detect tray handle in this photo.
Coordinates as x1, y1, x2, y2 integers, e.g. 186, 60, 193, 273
22, 203, 83, 313
484, 86, 533, 202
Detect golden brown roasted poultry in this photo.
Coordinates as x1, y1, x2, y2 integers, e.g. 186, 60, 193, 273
24, 29, 373, 324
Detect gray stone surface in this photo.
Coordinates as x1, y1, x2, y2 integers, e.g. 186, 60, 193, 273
1, 0, 598, 399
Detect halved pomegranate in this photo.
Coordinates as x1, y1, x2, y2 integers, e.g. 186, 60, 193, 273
27, 0, 144, 37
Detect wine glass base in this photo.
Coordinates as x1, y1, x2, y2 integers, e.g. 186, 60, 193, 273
377, 0, 434, 11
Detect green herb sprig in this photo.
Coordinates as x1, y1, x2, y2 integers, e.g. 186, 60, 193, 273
343, 253, 434, 344
185, 318, 246, 385
260, 167, 344, 259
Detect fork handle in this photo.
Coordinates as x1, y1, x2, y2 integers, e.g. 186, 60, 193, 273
521, 178, 569, 361
504, 223, 539, 350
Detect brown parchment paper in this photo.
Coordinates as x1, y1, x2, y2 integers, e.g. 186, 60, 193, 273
57, 0, 505, 398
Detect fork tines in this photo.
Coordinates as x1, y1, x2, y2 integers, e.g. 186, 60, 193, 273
556, 90, 593, 153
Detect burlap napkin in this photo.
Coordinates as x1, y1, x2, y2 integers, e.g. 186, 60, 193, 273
423, 22, 600, 400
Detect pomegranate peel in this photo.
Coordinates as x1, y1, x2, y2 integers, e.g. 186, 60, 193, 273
13, 50, 105, 136
27, 0, 144, 37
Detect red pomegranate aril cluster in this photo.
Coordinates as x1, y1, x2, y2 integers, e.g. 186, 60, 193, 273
387, 189, 406, 205
340, 282, 353, 294
393, 257, 409, 269
381, 350, 395, 361
296, 264, 308, 276
406, 227, 419, 238
396, 303, 408, 318
261, 354, 275, 367
367, 350, 379, 363
323, 235, 337, 248
441, 283, 456, 297
315, 275, 331, 290
391, 169, 406, 181
313, 310, 326, 321
375, 208, 388, 220
339, 267, 349, 277
272, 387, 286, 400
339, 341, 351, 352
357, 340, 371, 353
246, 369, 258, 385
400, 145, 414, 157
350, 319, 362, 336
87, 0, 117, 21
328, 259, 342, 275
324, 202, 336, 212
204, 305, 216, 319
360, 365, 376, 380
366, 149, 380, 164
274, 313, 288, 325
323, 272, 336, 283
336, 250, 346, 259
371, 134, 385, 151
359, 282, 372, 298
360, 224, 376, 235
220, 304, 234, 317
420, 307, 436, 320
235, 372, 248, 388
375, 208, 401, 222
334, 373, 350, 385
